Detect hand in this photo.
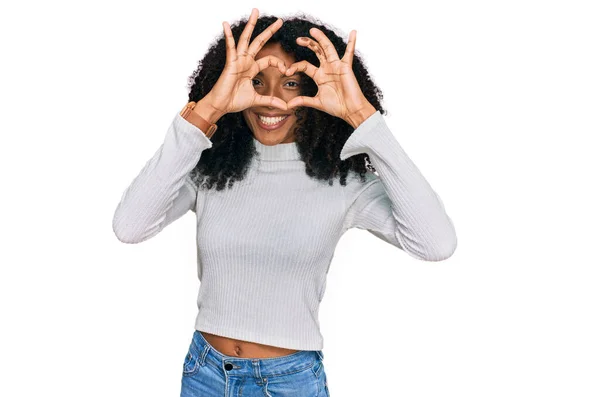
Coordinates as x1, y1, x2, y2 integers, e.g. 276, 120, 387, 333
205, 8, 290, 115
284, 28, 377, 128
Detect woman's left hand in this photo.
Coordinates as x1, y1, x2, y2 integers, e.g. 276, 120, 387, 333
285, 28, 377, 128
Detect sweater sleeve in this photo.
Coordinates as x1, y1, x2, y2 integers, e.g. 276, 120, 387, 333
340, 110, 457, 262
112, 112, 213, 244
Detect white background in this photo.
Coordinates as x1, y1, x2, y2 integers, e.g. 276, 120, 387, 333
1, 0, 599, 396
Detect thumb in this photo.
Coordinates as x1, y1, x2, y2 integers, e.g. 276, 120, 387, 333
288, 96, 320, 111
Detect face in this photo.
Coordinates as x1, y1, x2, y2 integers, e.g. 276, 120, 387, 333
242, 42, 302, 145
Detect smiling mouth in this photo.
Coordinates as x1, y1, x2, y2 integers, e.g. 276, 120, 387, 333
255, 113, 290, 131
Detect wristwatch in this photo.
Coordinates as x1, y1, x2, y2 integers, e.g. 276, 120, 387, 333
179, 101, 218, 138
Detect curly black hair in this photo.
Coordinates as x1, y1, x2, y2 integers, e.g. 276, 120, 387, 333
186, 11, 387, 191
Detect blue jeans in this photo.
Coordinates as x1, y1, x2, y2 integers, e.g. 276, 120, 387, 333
180, 330, 330, 397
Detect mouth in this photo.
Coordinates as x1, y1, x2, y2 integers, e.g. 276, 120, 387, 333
255, 112, 291, 131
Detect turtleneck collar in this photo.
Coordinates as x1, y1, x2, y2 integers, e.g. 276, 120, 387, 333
253, 137, 301, 161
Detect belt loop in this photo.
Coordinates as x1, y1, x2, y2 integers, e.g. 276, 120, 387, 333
198, 344, 210, 366
252, 359, 264, 382
316, 350, 324, 361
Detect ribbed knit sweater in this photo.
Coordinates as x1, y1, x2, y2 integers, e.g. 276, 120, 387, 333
112, 109, 457, 351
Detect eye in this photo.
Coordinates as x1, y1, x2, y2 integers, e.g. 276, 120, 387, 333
251, 79, 300, 88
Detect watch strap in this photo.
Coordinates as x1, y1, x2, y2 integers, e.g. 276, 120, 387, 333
180, 101, 218, 138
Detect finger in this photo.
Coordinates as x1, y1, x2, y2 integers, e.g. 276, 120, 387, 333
308, 27, 339, 63
253, 94, 289, 111
222, 21, 237, 64
255, 55, 288, 76
248, 18, 283, 58
287, 95, 323, 111
238, 8, 258, 55
342, 30, 356, 66
285, 60, 318, 80
296, 37, 326, 65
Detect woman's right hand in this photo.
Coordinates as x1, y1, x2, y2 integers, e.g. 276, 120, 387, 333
205, 8, 289, 115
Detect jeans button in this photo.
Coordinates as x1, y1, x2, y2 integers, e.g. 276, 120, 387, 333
224, 363, 233, 370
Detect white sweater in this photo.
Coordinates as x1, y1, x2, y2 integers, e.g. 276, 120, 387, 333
112, 109, 457, 350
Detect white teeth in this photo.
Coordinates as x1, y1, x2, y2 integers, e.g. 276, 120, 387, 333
258, 115, 287, 125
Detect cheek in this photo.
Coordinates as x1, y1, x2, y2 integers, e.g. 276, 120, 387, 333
289, 91, 302, 100
289, 115, 301, 130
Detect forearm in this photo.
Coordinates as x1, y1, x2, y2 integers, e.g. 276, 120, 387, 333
112, 112, 212, 243
340, 111, 457, 261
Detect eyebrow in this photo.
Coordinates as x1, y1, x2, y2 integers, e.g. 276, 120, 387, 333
256, 71, 301, 77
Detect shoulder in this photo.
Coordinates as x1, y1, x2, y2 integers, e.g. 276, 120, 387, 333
341, 169, 380, 203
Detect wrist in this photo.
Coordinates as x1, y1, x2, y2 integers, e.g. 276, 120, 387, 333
193, 95, 226, 125
346, 102, 377, 129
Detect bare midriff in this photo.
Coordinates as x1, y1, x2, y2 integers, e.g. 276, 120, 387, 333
200, 331, 300, 358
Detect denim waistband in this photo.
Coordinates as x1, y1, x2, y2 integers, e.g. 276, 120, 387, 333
191, 330, 324, 377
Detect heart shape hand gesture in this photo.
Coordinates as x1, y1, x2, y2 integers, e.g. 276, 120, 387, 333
205, 9, 375, 129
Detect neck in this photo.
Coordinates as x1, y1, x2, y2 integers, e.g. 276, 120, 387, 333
252, 136, 301, 161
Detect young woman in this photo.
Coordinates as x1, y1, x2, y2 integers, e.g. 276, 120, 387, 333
113, 8, 457, 397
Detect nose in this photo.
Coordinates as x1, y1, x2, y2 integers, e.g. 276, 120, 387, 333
260, 81, 285, 101
254, 78, 285, 100
253, 78, 289, 111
